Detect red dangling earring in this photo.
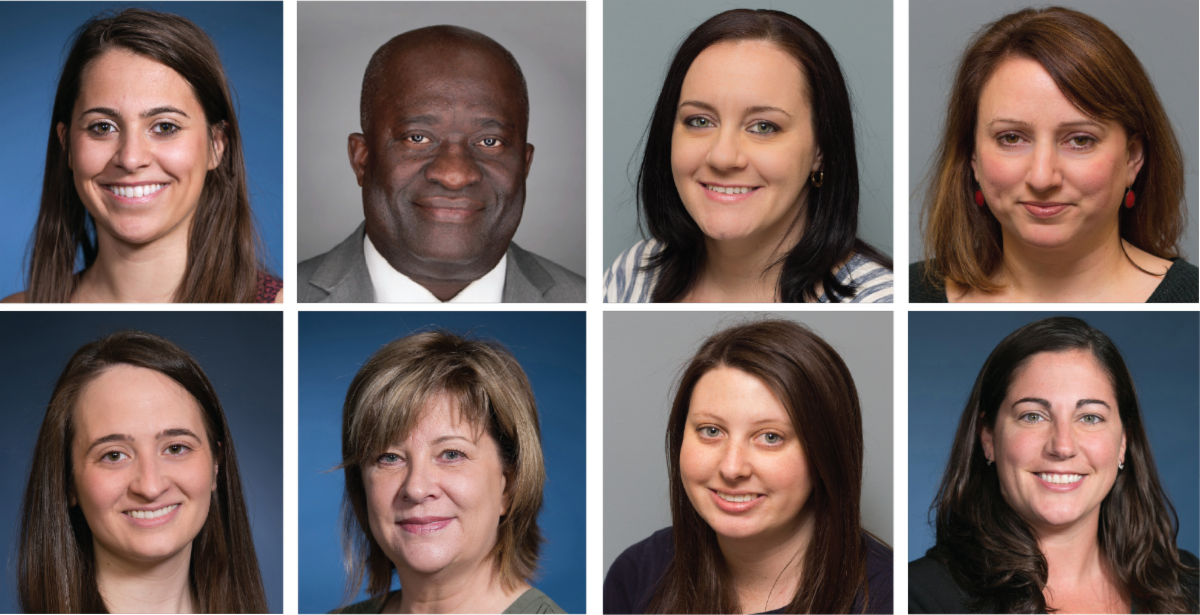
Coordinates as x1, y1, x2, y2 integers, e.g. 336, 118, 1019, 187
974, 190, 985, 207
1124, 188, 1135, 208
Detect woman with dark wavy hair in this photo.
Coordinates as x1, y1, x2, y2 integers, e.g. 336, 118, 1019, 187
910, 317, 1199, 613
604, 320, 892, 613
603, 9, 892, 303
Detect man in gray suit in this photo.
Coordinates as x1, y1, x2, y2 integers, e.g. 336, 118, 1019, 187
298, 25, 584, 303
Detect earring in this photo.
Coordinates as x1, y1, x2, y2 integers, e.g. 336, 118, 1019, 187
986, 456, 993, 466
975, 190, 985, 207
810, 171, 824, 188
1124, 187, 1135, 208
1119, 461, 1124, 470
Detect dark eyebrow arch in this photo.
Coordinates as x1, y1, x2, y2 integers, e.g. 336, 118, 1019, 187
86, 427, 201, 456
1012, 397, 1051, 409
396, 114, 441, 126
476, 118, 514, 130
987, 117, 1103, 130
1012, 396, 1104, 410
681, 99, 792, 118
78, 106, 190, 121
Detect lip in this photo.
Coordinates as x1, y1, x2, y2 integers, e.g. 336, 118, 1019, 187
414, 198, 484, 223
397, 516, 454, 534
1021, 201, 1071, 218
699, 182, 760, 204
122, 503, 181, 528
708, 488, 765, 513
1034, 472, 1087, 492
101, 181, 170, 205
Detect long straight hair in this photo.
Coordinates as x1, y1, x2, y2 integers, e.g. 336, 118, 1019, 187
932, 317, 1197, 613
18, 330, 268, 613
638, 9, 891, 303
28, 8, 267, 302
920, 7, 1184, 294
647, 320, 874, 613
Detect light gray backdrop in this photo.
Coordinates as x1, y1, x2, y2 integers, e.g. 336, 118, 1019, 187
603, 0, 894, 271
603, 311, 893, 574
909, 0, 1199, 263
297, 1, 585, 276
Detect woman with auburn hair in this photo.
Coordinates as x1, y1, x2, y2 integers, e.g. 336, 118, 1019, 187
910, 317, 1199, 613
5, 8, 281, 303
18, 330, 268, 613
604, 8, 892, 303
604, 320, 892, 614
912, 6, 1196, 303
336, 330, 564, 614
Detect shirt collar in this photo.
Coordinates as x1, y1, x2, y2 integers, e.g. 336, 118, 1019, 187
363, 233, 507, 303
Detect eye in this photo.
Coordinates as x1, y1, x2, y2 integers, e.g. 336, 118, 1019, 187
685, 116, 713, 128
406, 134, 430, 145
998, 133, 1022, 146
440, 449, 467, 462
1018, 412, 1046, 424
748, 121, 779, 134
151, 122, 179, 135
377, 452, 403, 466
698, 426, 722, 438
1079, 414, 1104, 426
102, 451, 128, 463
165, 444, 191, 455
87, 121, 117, 136
758, 432, 784, 445
1067, 135, 1096, 150
477, 137, 502, 148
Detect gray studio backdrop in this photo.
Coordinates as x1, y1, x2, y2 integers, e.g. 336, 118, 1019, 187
603, 311, 893, 574
298, 1, 585, 276
909, 0, 1199, 263
603, 0, 893, 271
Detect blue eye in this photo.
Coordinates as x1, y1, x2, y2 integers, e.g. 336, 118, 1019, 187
440, 449, 466, 461
699, 426, 722, 438
377, 452, 402, 465
759, 432, 782, 445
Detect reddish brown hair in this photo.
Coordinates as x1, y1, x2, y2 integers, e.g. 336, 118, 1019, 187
920, 6, 1184, 293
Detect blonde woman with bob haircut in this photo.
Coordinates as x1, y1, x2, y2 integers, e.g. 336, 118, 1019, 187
337, 330, 564, 614
912, 6, 1197, 303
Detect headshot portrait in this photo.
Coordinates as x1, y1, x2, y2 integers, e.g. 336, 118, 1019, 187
0, 311, 282, 612
909, 1, 1199, 303
604, 312, 893, 613
298, 311, 585, 613
908, 312, 1199, 613
297, 2, 585, 303
603, 0, 893, 303
0, 2, 283, 303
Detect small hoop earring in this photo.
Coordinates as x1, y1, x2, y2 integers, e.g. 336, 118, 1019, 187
810, 171, 823, 188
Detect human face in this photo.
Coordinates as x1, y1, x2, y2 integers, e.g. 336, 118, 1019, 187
972, 57, 1143, 253
363, 394, 509, 577
59, 49, 224, 249
671, 41, 822, 246
349, 42, 534, 280
980, 350, 1127, 534
680, 367, 812, 546
70, 365, 217, 566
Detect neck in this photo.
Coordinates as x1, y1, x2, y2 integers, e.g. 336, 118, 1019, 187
392, 560, 527, 614
75, 230, 189, 303
94, 541, 195, 614
693, 213, 805, 303
1035, 517, 1124, 611
997, 225, 1133, 302
717, 507, 816, 614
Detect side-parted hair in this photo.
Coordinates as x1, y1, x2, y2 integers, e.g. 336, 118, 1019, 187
649, 319, 876, 613
18, 330, 267, 613
931, 317, 1197, 613
638, 9, 891, 303
339, 331, 546, 604
921, 7, 1185, 294
29, 8, 269, 302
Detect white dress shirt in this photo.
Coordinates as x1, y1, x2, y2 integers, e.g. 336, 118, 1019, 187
363, 233, 507, 302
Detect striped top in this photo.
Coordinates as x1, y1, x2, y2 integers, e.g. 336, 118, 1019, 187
604, 239, 894, 303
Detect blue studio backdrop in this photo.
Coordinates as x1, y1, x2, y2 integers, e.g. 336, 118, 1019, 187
908, 311, 1200, 561
299, 311, 587, 614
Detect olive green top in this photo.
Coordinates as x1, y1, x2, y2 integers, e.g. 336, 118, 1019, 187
333, 588, 566, 614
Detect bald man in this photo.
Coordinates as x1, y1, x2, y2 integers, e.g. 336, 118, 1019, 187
298, 26, 584, 303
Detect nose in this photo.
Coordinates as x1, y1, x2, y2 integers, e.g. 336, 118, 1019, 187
1046, 420, 1078, 459
114, 133, 152, 173
706, 127, 748, 172
718, 441, 752, 482
1025, 140, 1063, 194
129, 456, 169, 501
401, 458, 439, 503
424, 141, 482, 191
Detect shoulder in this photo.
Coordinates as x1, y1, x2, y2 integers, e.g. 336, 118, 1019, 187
908, 552, 972, 614
1, 290, 27, 303
909, 260, 949, 303
1148, 258, 1199, 303
298, 225, 372, 303
506, 242, 585, 302
836, 253, 894, 303
503, 588, 567, 614
859, 533, 894, 614
255, 271, 283, 303
604, 527, 674, 614
604, 239, 662, 303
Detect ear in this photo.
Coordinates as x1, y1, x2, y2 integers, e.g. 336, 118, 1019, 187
212, 441, 221, 492
810, 145, 823, 174
348, 133, 369, 187
523, 143, 535, 180
979, 417, 995, 463
971, 149, 979, 184
1125, 133, 1145, 187
206, 122, 228, 171
500, 471, 511, 516
57, 122, 71, 168
69, 483, 78, 507
1118, 431, 1127, 468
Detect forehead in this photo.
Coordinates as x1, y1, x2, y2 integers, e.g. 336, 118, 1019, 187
73, 365, 207, 441
688, 366, 792, 425
681, 40, 809, 109
390, 391, 489, 445
1007, 350, 1115, 399
978, 57, 1093, 125
370, 44, 524, 124
76, 48, 201, 113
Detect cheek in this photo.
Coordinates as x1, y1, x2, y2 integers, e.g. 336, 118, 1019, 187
975, 150, 1025, 193
670, 131, 704, 180
1066, 156, 1125, 200
73, 468, 123, 513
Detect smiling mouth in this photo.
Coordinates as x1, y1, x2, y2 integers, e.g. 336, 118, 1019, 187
703, 183, 757, 195
124, 504, 178, 519
106, 184, 166, 198
715, 491, 762, 503
1037, 473, 1084, 484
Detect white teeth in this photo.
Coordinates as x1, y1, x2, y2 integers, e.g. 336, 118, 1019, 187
717, 492, 758, 503
108, 184, 165, 198
1038, 473, 1083, 484
126, 504, 178, 519
705, 184, 752, 195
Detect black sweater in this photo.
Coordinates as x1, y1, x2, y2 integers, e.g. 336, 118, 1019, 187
909, 259, 1199, 303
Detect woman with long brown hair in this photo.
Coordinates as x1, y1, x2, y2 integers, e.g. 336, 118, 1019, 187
604, 320, 892, 614
910, 317, 1198, 613
912, 6, 1196, 303
4, 8, 280, 303
17, 330, 268, 613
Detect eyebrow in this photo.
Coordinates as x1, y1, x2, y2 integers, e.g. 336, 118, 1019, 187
398, 114, 511, 130
77, 106, 191, 121
85, 428, 203, 454
678, 100, 792, 118
1011, 397, 1111, 409
431, 434, 474, 446
987, 117, 1104, 130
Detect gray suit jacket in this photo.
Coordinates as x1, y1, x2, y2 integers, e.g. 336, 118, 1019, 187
297, 223, 585, 303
